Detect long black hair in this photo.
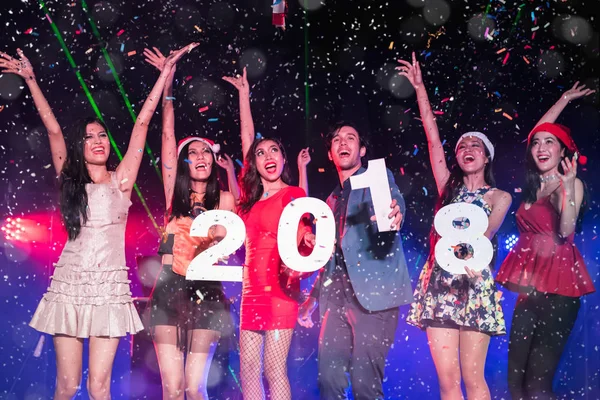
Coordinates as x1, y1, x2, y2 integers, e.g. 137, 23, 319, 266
238, 137, 292, 215
522, 136, 588, 232
169, 141, 221, 220
60, 117, 106, 241
428, 140, 497, 262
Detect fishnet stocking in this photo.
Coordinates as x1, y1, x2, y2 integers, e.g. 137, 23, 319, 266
239, 329, 293, 400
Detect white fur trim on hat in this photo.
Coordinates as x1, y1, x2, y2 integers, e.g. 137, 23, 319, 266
454, 132, 495, 161
177, 138, 221, 157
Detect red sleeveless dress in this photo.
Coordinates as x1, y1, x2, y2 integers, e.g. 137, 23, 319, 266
239, 186, 311, 330
496, 196, 594, 297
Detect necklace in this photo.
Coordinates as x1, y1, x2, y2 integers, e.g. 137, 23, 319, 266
263, 186, 284, 198
540, 174, 558, 183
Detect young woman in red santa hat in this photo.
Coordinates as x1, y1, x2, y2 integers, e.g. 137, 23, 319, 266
496, 82, 596, 400
144, 46, 238, 400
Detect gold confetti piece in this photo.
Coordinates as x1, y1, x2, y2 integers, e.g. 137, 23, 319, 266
388, 41, 394, 50
502, 112, 513, 120
127, 50, 136, 56
194, 25, 202, 33
494, 108, 502, 112
496, 48, 506, 54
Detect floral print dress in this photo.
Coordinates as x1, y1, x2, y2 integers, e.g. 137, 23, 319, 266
406, 186, 505, 335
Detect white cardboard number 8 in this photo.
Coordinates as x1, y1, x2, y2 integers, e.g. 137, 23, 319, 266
434, 203, 493, 274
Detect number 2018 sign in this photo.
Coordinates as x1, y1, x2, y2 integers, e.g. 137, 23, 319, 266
185, 159, 492, 282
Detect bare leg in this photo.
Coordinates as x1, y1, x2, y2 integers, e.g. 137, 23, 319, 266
239, 329, 265, 400
426, 327, 463, 400
263, 329, 293, 400
184, 329, 221, 400
53, 335, 84, 400
459, 329, 491, 400
153, 325, 185, 400
87, 336, 120, 400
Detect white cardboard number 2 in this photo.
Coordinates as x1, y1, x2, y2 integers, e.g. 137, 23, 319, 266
186, 210, 246, 282
349, 158, 394, 232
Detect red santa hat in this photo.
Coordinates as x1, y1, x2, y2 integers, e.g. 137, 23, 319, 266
527, 123, 587, 165
177, 137, 221, 157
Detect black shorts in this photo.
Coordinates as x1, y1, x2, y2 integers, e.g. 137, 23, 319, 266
149, 265, 233, 334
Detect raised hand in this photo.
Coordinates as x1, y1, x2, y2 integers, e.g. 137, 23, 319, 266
558, 156, 578, 190
562, 81, 595, 102
164, 43, 199, 69
0, 48, 36, 81
216, 153, 235, 171
222, 67, 250, 94
143, 47, 167, 72
297, 147, 311, 169
396, 51, 423, 90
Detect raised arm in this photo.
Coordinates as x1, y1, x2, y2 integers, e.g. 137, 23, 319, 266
216, 153, 241, 204
534, 82, 595, 128
1, 49, 66, 176
484, 189, 512, 239
117, 43, 198, 196
222, 68, 254, 161
144, 46, 178, 208
397, 52, 449, 195
297, 147, 311, 195
557, 161, 584, 238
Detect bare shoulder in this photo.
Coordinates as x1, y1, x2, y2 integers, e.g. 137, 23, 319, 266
489, 188, 512, 208
219, 191, 236, 211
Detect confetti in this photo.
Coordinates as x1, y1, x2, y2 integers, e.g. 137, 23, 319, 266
318, 168, 325, 173
208, 118, 219, 122
502, 52, 510, 65
199, 106, 209, 112
117, 29, 125, 36
502, 112, 513, 120
24, 28, 33, 34
120, 178, 129, 184
235, 159, 243, 167
388, 41, 394, 50
400, 167, 405, 175
184, 159, 193, 164
323, 278, 332, 287
514, 188, 522, 193
0, 105, 4, 112
43, 164, 52, 169
523, 56, 530, 64
194, 25, 202, 33
496, 48, 506, 54
127, 50, 136, 56
120, 43, 125, 52
85, 48, 93, 54
165, 96, 176, 100
422, 187, 428, 196
256, 132, 263, 139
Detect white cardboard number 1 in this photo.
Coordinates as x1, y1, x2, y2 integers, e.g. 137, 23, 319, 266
349, 158, 394, 232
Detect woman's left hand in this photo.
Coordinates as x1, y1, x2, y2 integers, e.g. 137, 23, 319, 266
559, 156, 577, 190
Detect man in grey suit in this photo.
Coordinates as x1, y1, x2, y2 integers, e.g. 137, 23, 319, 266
298, 122, 413, 400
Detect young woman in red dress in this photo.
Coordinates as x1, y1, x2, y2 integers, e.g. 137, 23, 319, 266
223, 69, 314, 400
496, 82, 596, 400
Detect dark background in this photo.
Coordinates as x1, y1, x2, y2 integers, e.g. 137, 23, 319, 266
0, 0, 598, 399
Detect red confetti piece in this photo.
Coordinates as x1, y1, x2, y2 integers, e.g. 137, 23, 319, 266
198, 106, 209, 113
502, 52, 510, 65
441, 97, 450, 102
24, 28, 33, 34
400, 167, 405, 175
433, 110, 444, 115
117, 29, 125, 36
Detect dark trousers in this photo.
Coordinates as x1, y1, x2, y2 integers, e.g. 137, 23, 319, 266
508, 291, 581, 400
317, 297, 399, 400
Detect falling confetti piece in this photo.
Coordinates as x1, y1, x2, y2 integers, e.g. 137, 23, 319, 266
388, 41, 394, 50
208, 118, 218, 122
256, 132, 263, 139
196, 289, 204, 300
117, 29, 125, 36
235, 159, 243, 167
502, 52, 510, 65
496, 48, 506, 54
318, 168, 325, 173
502, 112, 513, 120
400, 167, 404, 175
85, 48, 93, 54
120, 43, 125, 52
194, 25, 202, 33
127, 50, 136, 56
184, 159, 193, 164
422, 187, 428, 196
43, 164, 52, 169
165, 96, 176, 100
0, 105, 4, 112
120, 178, 129, 184
323, 279, 332, 287
199, 106, 209, 112
523, 56, 530, 64
514, 188, 522, 193
24, 28, 33, 34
